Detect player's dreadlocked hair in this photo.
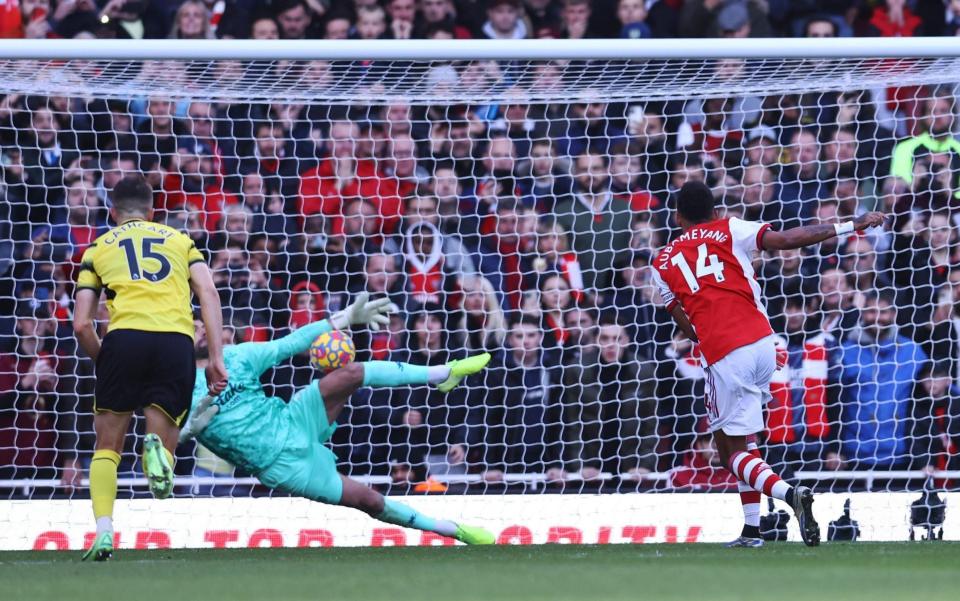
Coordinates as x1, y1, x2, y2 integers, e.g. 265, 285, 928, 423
676, 180, 716, 224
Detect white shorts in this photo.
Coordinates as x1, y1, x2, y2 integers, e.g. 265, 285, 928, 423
704, 335, 777, 436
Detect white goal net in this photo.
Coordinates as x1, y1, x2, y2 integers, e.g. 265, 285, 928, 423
2, 39, 960, 547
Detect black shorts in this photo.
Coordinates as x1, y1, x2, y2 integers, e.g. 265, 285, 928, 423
95, 329, 196, 426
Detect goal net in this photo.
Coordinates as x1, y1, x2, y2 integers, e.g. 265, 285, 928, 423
2, 39, 959, 548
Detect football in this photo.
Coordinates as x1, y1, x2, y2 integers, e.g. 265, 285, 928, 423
309, 330, 356, 372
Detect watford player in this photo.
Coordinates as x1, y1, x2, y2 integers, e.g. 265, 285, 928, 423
73, 175, 228, 561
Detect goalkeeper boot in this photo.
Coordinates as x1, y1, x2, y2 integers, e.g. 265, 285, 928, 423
454, 524, 496, 545
791, 485, 820, 547
724, 536, 764, 548
82, 531, 114, 562
437, 353, 491, 393
143, 433, 174, 500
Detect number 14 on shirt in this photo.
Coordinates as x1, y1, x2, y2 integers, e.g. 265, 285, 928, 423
670, 243, 726, 293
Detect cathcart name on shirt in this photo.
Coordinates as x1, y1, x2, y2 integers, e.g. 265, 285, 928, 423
657, 227, 730, 270
102, 221, 176, 245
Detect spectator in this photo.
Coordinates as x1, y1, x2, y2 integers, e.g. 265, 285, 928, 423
625, 108, 671, 194
476, 197, 537, 312
455, 273, 507, 354
319, 197, 401, 295
472, 316, 563, 482
323, 12, 352, 40
539, 272, 573, 352
605, 251, 663, 361
679, 0, 772, 39
556, 151, 633, 292
778, 128, 826, 227
211, 245, 272, 326
837, 290, 927, 469
239, 172, 292, 239
168, 1, 213, 39
250, 15, 279, 39
816, 267, 861, 344
765, 295, 838, 475
417, 0, 470, 39
136, 97, 178, 171
354, 3, 387, 39
404, 194, 475, 275
386, 0, 416, 39
891, 91, 960, 199
669, 427, 739, 491
617, 0, 650, 38
403, 220, 457, 308
563, 317, 657, 482
555, 100, 627, 159
803, 14, 839, 38
47, 178, 106, 264
240, 120, 300, 199
525, 0, 562, 37
907, 362, 960, 473
532, 218, 582, 297
386, 309, 468, 478
522, 139, 570, 214
473, 134, 518, 215
482, 0, 526, 40
20, 104, 79, 226
299, 119, 403, 235
891, 211, 957, 338
843, 235, 890, 294
160, 137, 238, 232
275, 0, 318, 39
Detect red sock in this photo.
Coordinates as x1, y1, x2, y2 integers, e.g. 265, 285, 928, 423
729, 450, 792, 502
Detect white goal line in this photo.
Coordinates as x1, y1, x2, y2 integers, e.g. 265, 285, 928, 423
1, 37, 960, 61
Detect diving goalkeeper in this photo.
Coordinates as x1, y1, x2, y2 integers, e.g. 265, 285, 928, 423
179, 293, 495, 545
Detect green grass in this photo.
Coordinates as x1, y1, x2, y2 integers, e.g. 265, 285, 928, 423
3, 543, 958, 601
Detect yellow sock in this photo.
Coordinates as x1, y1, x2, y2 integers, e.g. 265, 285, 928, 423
90, 449, 120, 522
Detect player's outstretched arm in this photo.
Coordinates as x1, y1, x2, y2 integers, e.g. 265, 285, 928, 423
237, 292, 396, 377
73, 288, 102, 361
761, 212, 886, 251
190, 262, 228, 395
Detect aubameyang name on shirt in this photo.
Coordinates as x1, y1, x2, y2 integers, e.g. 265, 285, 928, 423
102, 221, 176, 245
657, 227, 729, 270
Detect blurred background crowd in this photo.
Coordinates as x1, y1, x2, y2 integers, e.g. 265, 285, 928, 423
2, 0, 960, 498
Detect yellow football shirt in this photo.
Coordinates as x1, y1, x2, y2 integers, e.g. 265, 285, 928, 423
76, 219, 206, 338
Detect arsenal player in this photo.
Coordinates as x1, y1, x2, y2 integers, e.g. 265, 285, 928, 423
652, 181, 885, 547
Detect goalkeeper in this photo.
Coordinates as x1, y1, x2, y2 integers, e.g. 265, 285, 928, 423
180, 293, 495, 545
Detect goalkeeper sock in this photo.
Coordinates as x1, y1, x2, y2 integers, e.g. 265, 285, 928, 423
729, 450, 792, 502
376, 498, 458, 537
361, 362, 450, 387
90, 449, 120, 534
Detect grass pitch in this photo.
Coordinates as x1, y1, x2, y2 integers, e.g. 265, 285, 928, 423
3, 543, 958, 601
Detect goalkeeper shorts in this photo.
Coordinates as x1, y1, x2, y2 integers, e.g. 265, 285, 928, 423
258, 380, 343, 505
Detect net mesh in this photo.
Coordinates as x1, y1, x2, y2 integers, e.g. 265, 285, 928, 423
2, 55, 959, 515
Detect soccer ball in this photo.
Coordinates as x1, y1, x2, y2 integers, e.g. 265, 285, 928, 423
309, 331, 356, 372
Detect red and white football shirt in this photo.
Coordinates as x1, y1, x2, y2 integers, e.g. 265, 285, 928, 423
651, 217, 773, 366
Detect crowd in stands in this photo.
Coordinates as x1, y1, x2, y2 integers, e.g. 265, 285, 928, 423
2, 0, 960, 497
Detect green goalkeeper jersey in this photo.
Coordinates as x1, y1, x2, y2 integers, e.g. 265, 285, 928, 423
190, 320, 333, 474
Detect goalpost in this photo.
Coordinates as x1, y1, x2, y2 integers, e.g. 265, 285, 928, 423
2, 38, 960, 549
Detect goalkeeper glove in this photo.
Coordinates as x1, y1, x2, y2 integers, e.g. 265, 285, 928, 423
330, 292, 394, 331
178, 394, 219, 444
